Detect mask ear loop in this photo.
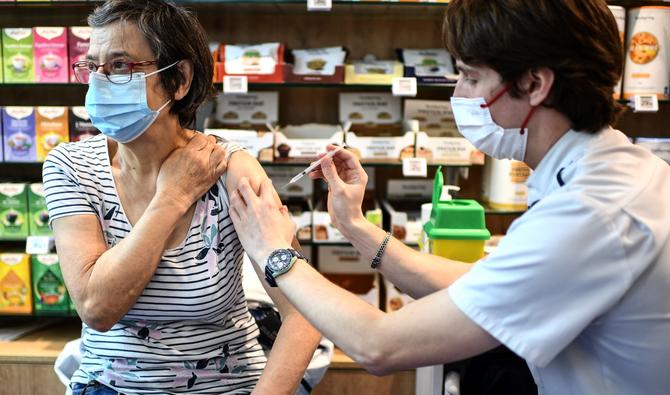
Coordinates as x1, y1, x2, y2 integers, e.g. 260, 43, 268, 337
519, 106, 538, 135
480, 84, 512, 109
481, 82, 538, 136
145, 60, 181, 78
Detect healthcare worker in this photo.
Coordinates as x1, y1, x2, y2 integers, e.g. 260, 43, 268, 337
228, 0, 670, 394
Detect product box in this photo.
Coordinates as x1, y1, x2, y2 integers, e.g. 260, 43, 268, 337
340, 93, 402, 125
2, 28, 34, 83
0, 33, 4, 83
344, 58, 403, 85
319, 246, 380, 308
205, 128, 274, 162
286, 198, 313, 242
28, 183, 51, 236
339, 93, 411, 162
381, 179, 433, 245
274, 124, 344, 162
0, 183, 29, 240
345, 130, 416, 163
0, 113, 4, 161
213, 92, 279, 130
313, 194, 379, 243
31, 254, 69, 315
609, 6, 626, 99
399, 48, 455, 84
265, 165, 314, 198
68, 27, 92, 83
404, 99, 460, 137
218, 43, 285, 83
35, 106, 69, 161
312, 209, 347, 243
286, 46, 346, 84
2, 107, 36, 162
415, 132, 482, 165
0, 253, 32, 315
69, 107, 100, 142
33, 27, 68, 83
635, 137, 670, 164
384, 278, 415, 312
623, 7, 670, 99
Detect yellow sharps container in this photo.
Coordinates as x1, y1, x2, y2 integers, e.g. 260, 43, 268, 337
422, 167, 490, 263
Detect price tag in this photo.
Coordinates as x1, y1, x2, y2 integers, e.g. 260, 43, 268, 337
26, 236, 54, 255
308, 0, 332, 11
392, 77, 418, 97
402, 157, 428, 178
631, 94, 659, 113
223, 76, 248, 94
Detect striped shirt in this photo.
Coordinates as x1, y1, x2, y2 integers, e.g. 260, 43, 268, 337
43, 134, 266, 394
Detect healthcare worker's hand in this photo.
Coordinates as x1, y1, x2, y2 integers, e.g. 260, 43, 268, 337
309, 145, 368, 233
229, 178, 296, 266
157, 133, 228, 212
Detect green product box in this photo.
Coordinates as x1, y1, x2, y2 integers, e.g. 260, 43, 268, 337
0, 32, 4, 83
0, 183, 29, 240
2, 28, 34, 83
31, 254, 69, 315
28, 183, 51, 236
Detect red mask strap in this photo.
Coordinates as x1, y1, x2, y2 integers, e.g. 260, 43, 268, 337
480, 84, 511, 109
519, 106, 538, 135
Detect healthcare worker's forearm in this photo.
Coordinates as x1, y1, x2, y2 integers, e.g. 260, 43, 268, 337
253, 311, 321, 395
275, 259, 388, 370
342, 218, 472, 299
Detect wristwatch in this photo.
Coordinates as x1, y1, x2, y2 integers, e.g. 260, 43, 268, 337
264, 248, 308, 287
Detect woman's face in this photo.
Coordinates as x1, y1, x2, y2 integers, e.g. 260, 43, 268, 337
88, 21, 171, 116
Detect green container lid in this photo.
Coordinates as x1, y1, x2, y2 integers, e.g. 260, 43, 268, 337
423, 166, 491, 241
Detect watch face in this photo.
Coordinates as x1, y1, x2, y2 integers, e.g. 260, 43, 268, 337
268, 249, 292, 272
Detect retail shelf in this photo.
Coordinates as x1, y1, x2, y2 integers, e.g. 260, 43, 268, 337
0, 82, 456, 90
4, 84, 670, 105
0, 160, 473, 169
0, 0, 449, 6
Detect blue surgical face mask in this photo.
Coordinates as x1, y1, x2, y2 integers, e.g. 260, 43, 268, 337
85, 61, 178, 143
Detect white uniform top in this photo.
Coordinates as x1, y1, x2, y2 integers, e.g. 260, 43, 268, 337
449, 127, 670, 395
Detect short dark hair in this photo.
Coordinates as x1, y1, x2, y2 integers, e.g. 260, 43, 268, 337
88, 0, 214, 128
443, 0, 625, 133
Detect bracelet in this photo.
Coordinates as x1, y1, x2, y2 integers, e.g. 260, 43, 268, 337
371, 232, 392, 269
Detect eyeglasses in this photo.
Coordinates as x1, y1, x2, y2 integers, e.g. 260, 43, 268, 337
72, 60, 158, 84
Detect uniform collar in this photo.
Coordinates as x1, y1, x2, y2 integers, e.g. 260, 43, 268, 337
526, 128, 606, 205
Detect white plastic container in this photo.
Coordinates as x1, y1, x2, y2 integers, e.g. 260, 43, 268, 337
623, 7, 670, 99
609, 6, 626, 99
482, 158, 531, 211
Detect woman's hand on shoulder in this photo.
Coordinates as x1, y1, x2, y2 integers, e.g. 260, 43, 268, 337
156, 133, 227, 211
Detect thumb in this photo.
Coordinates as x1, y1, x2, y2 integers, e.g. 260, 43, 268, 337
320, 156, 345, 191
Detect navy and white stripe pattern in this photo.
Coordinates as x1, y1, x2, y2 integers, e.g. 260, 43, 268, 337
43, 135, 266, 394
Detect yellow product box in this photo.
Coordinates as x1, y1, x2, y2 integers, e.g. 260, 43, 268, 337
35, 106, 69, 161
0, 253, 32, 314
345, 59, 403, 85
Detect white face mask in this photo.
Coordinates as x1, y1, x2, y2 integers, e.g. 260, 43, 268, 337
451, 85, 536, 162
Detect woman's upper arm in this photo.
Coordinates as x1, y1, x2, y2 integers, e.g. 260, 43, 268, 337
224, 151, 299, 313
225, 150, 269, 198
52, 215, 108, 308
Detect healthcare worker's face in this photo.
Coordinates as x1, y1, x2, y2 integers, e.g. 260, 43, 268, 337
453, 60, 531, 130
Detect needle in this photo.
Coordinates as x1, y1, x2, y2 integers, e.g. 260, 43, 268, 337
282, 147, 343, 189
